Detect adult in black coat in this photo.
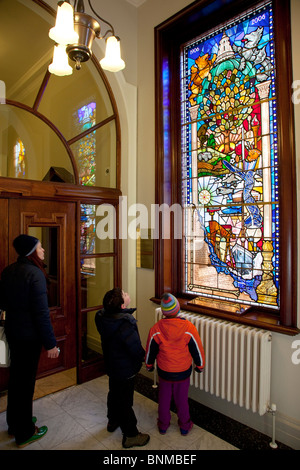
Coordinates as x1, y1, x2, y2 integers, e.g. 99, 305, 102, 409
95, 287, 150, 449
0, 234, 60, 448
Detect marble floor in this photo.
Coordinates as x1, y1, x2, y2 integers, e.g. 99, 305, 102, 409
0, 374, 237, 452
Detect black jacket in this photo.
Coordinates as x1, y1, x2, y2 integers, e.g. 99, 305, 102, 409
0, 257, 56, 350
95, 307, 145, 380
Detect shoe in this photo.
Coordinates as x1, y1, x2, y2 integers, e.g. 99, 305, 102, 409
180, 423, 193, 435
122, 432, 150, 448
158, 428, 167, 435
16, 425, 48, 448
107, 421, 119, 432
8, 416, 37, 437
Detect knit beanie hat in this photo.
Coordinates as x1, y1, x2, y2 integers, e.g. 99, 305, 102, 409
161, 293, 180, 317
13, 234, 39, 257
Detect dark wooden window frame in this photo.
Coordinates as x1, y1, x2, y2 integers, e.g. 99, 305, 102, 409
153, 0, 299, 335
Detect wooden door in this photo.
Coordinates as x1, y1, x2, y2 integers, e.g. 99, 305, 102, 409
1, 198, 76, 386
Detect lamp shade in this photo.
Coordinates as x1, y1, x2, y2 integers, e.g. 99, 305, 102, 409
48, 45, 73, 76
100, 36, 125, 72
49, 2, 79, 46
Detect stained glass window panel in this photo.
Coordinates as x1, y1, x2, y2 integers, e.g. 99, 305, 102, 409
80, 203, 115, 259
14, 138, 26, 178
181, 1, 279, 310
74, 102, 96, 186
80, 204, 96, 258
71, 120, 117, 188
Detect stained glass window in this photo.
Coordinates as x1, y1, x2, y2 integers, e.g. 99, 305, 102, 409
180, 1, 279, 311
80, 204, 96, 275
14, 138, 26, 178
75, 102, 96, 186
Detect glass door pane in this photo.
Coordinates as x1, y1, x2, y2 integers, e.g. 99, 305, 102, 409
28, 226, 59, 308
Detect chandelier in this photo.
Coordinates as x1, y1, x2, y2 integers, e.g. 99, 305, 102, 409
48, 0, 125, 76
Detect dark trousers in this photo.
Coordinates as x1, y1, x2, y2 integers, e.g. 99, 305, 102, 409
7, 340, 42, 444
158, 376, 192, 432
107, 376, 138, 437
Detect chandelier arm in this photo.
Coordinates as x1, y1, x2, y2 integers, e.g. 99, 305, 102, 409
75, 0, 85, 12
87, 0, 115, 37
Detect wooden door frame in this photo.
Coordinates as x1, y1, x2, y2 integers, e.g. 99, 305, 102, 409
0, 176, 122, 385
9, 198, 77, 377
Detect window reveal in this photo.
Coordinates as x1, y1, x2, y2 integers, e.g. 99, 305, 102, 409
180, 2, 279, 310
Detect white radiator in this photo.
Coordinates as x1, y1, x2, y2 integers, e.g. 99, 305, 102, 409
154, 308, 272, 416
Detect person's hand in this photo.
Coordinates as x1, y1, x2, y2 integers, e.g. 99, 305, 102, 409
47, 346, 60, 358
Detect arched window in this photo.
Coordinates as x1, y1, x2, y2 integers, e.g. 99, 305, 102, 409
0, 0, 120, 189
14, 139, 26, 178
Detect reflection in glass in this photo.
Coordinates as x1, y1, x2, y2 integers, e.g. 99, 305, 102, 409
0, 105, 74, 181
27, 226, 59, 308
80, 204, 114, 263
81, 310, 103, 363
80, 204, 96, 258
81, 257, 114, 309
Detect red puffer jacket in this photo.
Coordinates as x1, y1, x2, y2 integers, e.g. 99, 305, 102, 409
145, 316, 205, 381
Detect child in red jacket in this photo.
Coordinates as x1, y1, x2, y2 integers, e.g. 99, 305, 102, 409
145, 293, 205, 435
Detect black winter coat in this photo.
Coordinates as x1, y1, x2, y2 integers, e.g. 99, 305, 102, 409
95, 307, 145, 380
0, 256, 56, 350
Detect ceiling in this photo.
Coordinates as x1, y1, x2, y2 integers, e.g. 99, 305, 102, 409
125, 0, 147, 6
0, 0, 148, 100
0, 0, 53, 99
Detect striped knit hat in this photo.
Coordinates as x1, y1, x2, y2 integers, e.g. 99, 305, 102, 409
161, 293, 180, 317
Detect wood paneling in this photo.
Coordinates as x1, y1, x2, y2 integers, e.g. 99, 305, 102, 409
0, 177, 122, 390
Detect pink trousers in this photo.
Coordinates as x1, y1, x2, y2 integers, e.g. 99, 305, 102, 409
158, 376, 193, 432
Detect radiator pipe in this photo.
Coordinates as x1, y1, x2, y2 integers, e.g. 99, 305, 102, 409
152, 361, 158, 388
268, 403, 278, 449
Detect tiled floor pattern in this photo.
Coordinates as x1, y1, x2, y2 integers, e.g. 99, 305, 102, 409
0, 374, 237, 451
0, 368, 77, 414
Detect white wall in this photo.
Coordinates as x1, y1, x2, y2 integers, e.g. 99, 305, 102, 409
135, 0, 193, 346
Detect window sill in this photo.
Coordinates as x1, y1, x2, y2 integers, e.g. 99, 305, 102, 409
150, 297, 300, 336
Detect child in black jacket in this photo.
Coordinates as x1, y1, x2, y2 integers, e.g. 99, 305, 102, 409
95, 287, 150, 449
